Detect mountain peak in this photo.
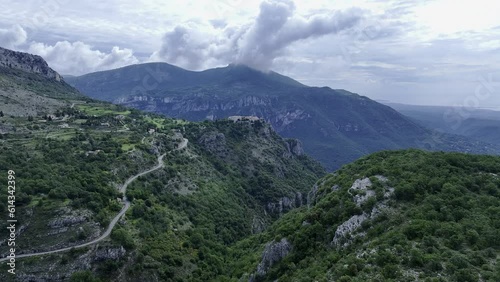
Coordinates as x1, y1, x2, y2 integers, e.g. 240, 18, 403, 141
0, 46, 63, 81
226, 63, 262, 71
206, 63, 305, 88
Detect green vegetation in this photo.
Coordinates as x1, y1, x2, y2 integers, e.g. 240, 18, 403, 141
2, 53, 498, 281
0, 97, 324, 281
219, 150, 500, 281
0, 67, 83, 100
77, 104, 131, 116
119, 119, 324, 281
0, 102, 163, 255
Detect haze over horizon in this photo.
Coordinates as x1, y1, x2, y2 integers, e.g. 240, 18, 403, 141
0, 0, 499, 107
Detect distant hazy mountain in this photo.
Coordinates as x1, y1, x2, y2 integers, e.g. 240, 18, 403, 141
385, 102, 500, 145
66, 63, 500, 170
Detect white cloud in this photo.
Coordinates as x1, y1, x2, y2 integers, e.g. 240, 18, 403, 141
0, 0, 499, 105
28, 41, 139, 75
153, 0, 364, 71
413, 0, 499, 37
0, 25, 27, 49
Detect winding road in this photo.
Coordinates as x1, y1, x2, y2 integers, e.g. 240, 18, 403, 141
0, 138, 188, 262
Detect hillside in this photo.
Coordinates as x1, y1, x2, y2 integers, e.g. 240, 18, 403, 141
66, 63, 500, 171
218, 150, 500, 281
0, 48, 325, 281
0, 47, 85, 117
2, 47, 498, 282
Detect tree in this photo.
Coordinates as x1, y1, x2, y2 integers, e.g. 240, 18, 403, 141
111, 228, 135, 250
70, 270, 101, 282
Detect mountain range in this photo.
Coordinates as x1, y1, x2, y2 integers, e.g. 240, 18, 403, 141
385, 102, 500, 145
66, 62, 500, 170
0, 46, 498, 281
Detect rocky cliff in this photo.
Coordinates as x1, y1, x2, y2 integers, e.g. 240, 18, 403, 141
250, 238, 292, 281
0, 47, 62, 81
0, 46, 83, 117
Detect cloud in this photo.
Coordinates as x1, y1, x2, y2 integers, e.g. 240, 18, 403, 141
236, 0, 363, 70
28, 41, 139, 75
0, 25, 27, 49
1, 0, 499, 106
0, 24, 140, 76
151, 25, 211, 70
153, 0, 364, 71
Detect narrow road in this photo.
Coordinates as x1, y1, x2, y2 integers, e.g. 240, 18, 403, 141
0, 138, 188, 262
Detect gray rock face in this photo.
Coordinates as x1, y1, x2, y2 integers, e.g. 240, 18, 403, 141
307, 183, 320, 208
351, 177, 372, 191
47, 208, 91, 229
47, 216, 87, 229
119, 94, 312, 135
283, 138, 304, 158
332, 213, 369, 247
332, 176, 394, 248
255, 238, 292, 277
266, 192, 303, 216
353, 191, 376, 207
251, 216, 267, 234
271, 109, 311, 131
93, 246, 126, 262
123, 95, 272, 112
16, 274, 67, 282
0, 47, 62, 81
307, 179, 339, 207
349, 177, 376, 207
197, 131, 229, 158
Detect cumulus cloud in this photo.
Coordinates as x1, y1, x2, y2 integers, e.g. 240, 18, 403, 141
153, 0, 364, 71
0, 25, 27, 49
28, 41, 139, 75
237, 0, 364, 69
151, 25, 211, 70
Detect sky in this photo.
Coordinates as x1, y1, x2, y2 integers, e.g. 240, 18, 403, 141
0, 0, 499, 107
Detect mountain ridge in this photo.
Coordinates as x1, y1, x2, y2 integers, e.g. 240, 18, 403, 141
220, 149, 500, 281
66, 62, 500, 170
0, 46, 63, 81
0, 46, 86, 117
384, 102, 500, 145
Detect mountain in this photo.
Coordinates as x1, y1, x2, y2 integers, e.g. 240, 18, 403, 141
65, 63, 305, 102
66, 63, 500, 170
1, 47, 498, 281
0, 48, 325, 281
218, 150, 500, 281
385, 102, 500, 145
0, 47, 85, 117
0, 46, 62, 80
